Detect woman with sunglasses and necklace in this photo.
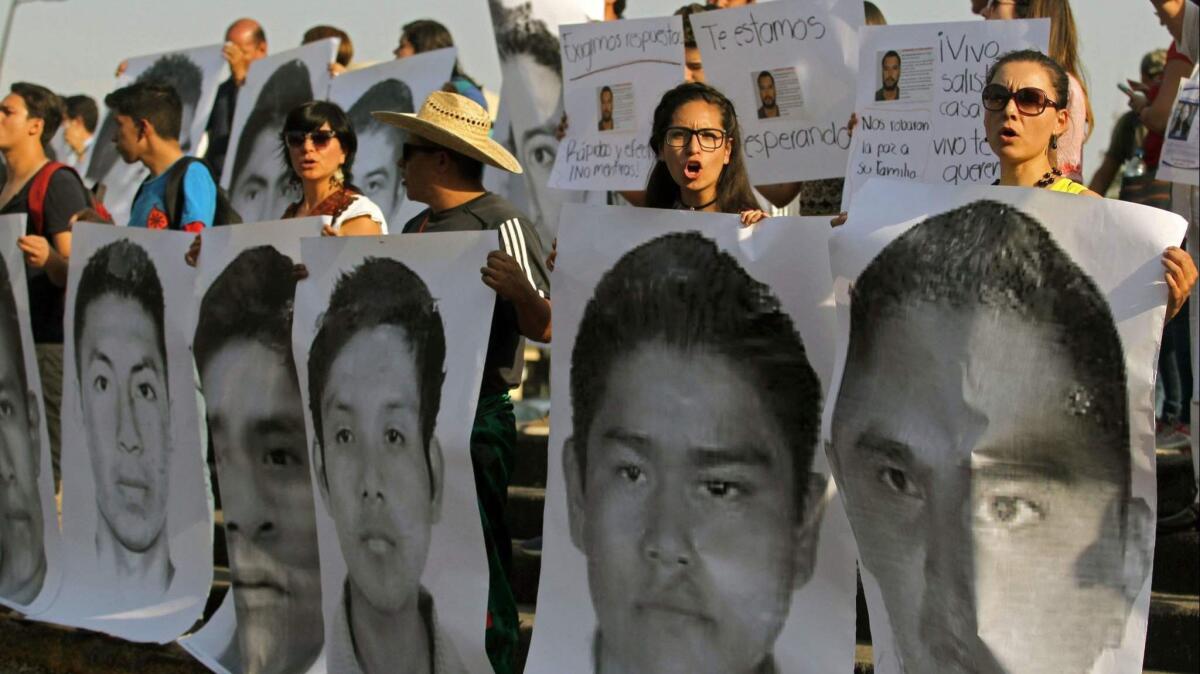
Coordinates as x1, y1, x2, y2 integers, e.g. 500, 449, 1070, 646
645, 82, 768, 226
983, 49, 1196, 318
281, 101, 386, 236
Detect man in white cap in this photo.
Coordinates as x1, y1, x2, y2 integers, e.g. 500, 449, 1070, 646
374, 91, 550, 674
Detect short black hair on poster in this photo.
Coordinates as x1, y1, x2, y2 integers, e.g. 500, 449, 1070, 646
72, 239, 167, 383
307, 257, 446, 486
194, 245, 297, 377
847, 199, 1129, 483
570, 231, 822, 517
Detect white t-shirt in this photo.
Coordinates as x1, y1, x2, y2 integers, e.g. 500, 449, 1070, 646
327, 193, 389, 234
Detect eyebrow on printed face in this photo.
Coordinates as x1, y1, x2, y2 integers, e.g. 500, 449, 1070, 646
598, 427, 776, 470
854, 430, 1075, 485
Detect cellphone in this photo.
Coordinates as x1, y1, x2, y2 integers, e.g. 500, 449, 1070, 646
1117, 83, 1134, 96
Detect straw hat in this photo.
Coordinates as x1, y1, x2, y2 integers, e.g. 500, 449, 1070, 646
373, 91, 523, 174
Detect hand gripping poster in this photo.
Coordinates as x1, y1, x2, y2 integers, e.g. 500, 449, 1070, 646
548, 16, 685, 191
85, 44, 229, 227
179, 217, 326, 674
326, 48, 457, 232
525, 202, 858, 674
222, 40, 339, 225
0, 215, 62, 617
826, 179, 1185, 674
488, 0, 603, 249
695, 0, 863, 185
37, 223, 212, 642
841, 19, 1050, 208
293, 233, 497, 673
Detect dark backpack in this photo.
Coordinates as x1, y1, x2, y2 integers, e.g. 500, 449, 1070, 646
28, 162, 112, 234
138, 156, 242, 228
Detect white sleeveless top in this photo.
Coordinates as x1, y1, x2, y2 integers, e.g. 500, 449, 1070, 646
327, 193, 389, 234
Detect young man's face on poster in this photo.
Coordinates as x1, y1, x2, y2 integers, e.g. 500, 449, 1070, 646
881, 54, 900, 91
318, 325, 436, 612
831, 302, 1143, 674
758, 73, 776, 108
0, 318, 45, 604
201, 338, 323, 674
568, 342, 807, 674
79, 293, 171, 555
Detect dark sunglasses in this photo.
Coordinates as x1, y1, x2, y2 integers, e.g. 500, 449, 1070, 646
401, 142, 442, 162
981, 84, 1061, 115
284, 130, 338, 149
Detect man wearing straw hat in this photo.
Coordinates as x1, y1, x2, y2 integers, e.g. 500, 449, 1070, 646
375, 91, 550, 674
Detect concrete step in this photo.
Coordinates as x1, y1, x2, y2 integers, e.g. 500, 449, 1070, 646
512, 423, 549, 489
505, 486, 546, 542
1144, 591, 1200, 672
511, 540, 542, 607
1153, 529, 1199, 596
0, 611, 206, 673
1157, 452, 1198, 519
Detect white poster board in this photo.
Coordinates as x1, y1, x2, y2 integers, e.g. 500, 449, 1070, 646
85, 44, 229, 227
695, 0, 862, 185
0, 215, 62, 617
222, 40, 339, 224
327, 48, 457, 231
293, 233, 497, 673
548, 17, 685, 191
488, 0, 604, 248
525, 203, 857, 674
179, 217, 326, 674
1157, 64, 1200, 186
825, 178, 1182, 674
37, 223, 211, 642
841, 19, 1050, 208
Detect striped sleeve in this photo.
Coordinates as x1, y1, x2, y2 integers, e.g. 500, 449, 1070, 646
498, 217, 551, 299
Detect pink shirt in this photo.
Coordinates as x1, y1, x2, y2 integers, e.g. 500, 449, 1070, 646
1056, 73, 1089, 182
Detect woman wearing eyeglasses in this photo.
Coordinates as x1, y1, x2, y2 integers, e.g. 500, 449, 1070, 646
980, 0, 1092, 182
983, 49, 1196, 318
279, 101, 386, 236
644, 82, 768, 226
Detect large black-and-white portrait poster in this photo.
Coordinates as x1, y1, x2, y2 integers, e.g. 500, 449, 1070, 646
326, 48, 457, 233
825, 179, 1185, 674
293, 233, 497, 673
222, 40, 339, 225
86, 44, 229, 227
0, 215, 62, 616
487, 0, 602, 249
526, 203, 858, 674
37, 223, 211, 642
178, 217, 325, 674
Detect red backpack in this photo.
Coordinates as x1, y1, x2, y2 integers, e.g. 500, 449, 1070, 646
27, 162, 111, 235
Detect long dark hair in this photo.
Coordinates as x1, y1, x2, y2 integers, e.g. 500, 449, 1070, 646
644, 82, 758, 214
279, 100, 358, 190
402, 19, 481, 89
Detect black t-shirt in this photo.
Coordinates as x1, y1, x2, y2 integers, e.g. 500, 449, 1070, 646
0, 168, 91, 343
204, 77, 239, 182
404, 192, 551, 397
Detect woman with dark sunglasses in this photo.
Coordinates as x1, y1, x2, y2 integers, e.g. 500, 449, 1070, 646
279, 100, 386, 236
644, 82, 768, 226
981, 0, 1092, 182
982, 49, 1091, 193
983, 49, 1196, 320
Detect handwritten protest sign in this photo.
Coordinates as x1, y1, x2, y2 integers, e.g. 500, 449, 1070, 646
695, 0, 862, 185
549, 16, 685, 191
1157, 65, 1200, 186
842, 19, 1050, 207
